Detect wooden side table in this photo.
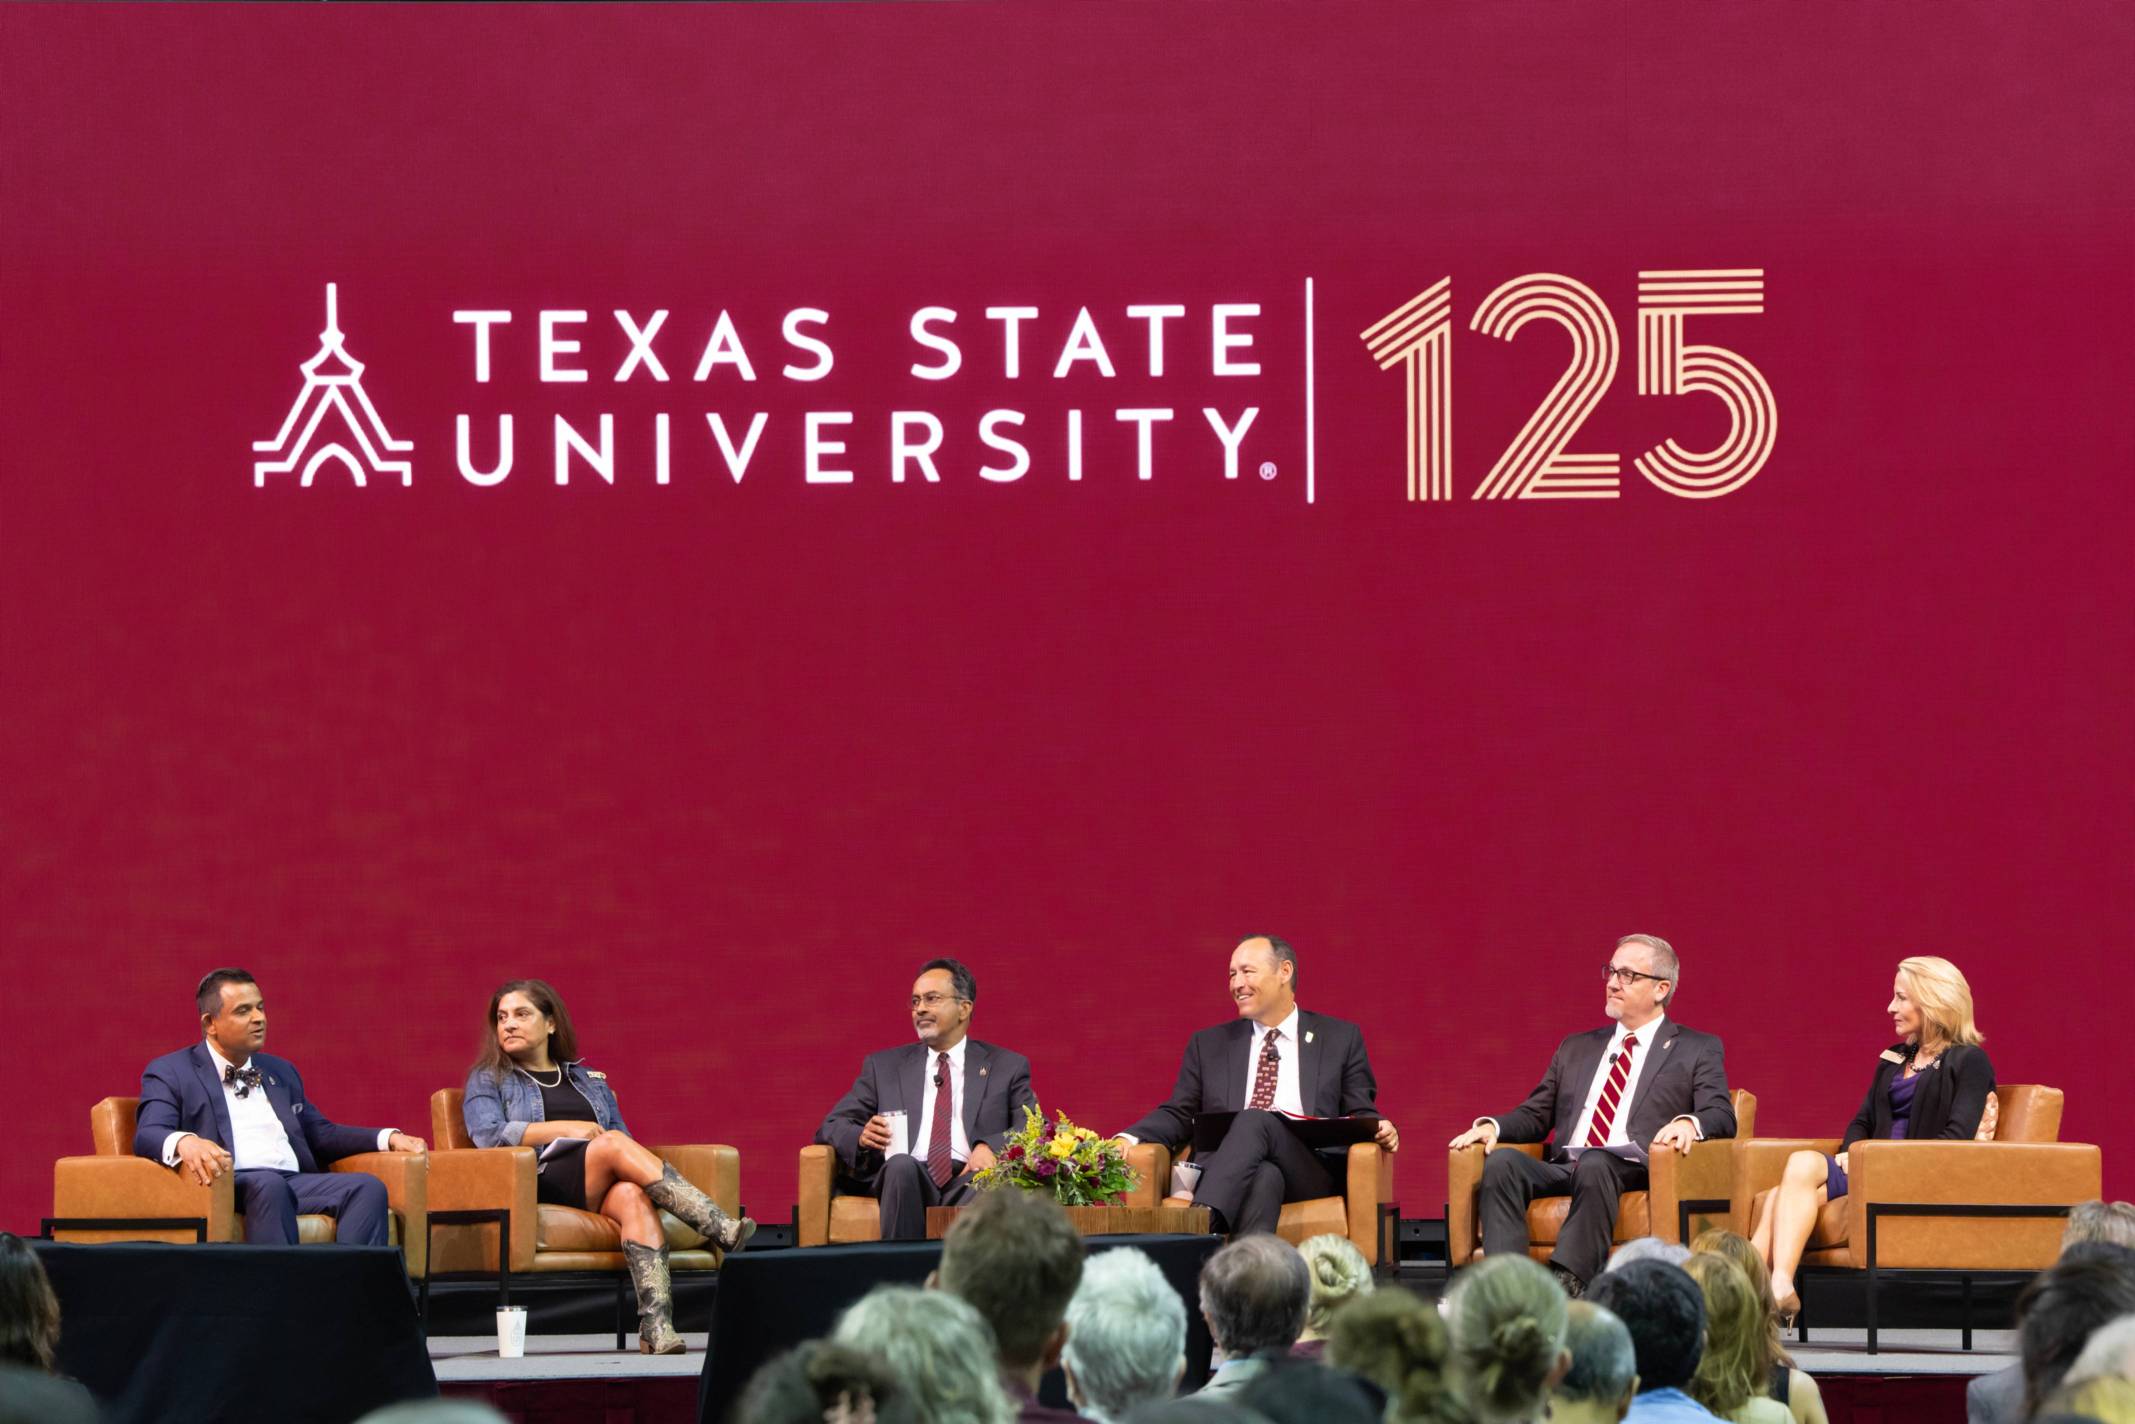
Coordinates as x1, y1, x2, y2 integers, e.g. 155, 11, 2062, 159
925, 1203, 1212, 1238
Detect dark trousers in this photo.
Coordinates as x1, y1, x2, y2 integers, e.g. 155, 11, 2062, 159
1479, 1148, 1646, 1284
873, 1154, 979, 1241
234, 1168, 389, 1246
1192, 1109, 1338, 1235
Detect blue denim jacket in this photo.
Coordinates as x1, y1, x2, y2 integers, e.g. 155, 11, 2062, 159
463, 1061, 628, 1148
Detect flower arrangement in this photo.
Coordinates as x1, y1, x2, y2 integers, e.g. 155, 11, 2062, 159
971, 1104, 1140, 1207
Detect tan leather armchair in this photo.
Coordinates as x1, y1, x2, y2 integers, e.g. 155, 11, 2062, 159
1730, 1084, 2099, 1350
1447, 1089, 1757, 1268
49, 1096, 427, 1277
426, 1089, 738, 1278
1119, 1140, 1398, 1265
796, 1144, 889, 1246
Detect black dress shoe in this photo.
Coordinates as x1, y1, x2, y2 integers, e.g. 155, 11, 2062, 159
1549, 1263, 1586, 1299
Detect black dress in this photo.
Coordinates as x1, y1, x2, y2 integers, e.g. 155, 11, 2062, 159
523, 1069, 601, 1210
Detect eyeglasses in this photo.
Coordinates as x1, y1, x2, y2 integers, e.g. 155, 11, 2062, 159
909, 993, 969, 1010
1604, 965, 1669, 986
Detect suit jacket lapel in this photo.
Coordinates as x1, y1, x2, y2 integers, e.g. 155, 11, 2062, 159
962, 1041, 989, 1141
1558, 1031, 1612, 1141
1622, 1021, 1681, 1132
1221, 1021, 1253, 1112
1297, 1013, 1323, 1115
189, 1044, 236, 1150
897, 1043, 928, 1122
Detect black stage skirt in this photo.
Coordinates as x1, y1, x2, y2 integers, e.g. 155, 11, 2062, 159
536, 1137, 591, 1211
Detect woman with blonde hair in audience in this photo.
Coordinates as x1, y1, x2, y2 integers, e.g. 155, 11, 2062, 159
1324, 1285, 1467, 1424
1294, 1233, 1376, 1361
1682, 1255, 1791, 1423
1443, 1254, 1570, 1423
1691, 1229, 1827, 1424
1749, 955, 1994, 1323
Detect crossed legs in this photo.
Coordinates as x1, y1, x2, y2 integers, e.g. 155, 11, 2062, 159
582, 1129, 667, 1247
1751, 1149, 1830, 1315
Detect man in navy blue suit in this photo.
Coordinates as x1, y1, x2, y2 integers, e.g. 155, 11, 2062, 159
133, 968, 425, 1245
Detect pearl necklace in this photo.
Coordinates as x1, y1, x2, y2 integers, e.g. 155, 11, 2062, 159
515, 1064, 565, 1088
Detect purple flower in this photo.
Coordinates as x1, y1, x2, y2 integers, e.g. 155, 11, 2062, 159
1035, 1159, 1059, 1178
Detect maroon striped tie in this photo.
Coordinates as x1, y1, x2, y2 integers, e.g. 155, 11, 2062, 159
1248, 1029, 1282, 1110
928, 1053, 955, 1188
1584, 1033, 1639, 1147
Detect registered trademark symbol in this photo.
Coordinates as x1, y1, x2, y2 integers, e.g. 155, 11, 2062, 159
1259, 462, 1278, 480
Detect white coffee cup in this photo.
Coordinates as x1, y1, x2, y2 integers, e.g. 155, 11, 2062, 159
880, 1109, 910, 1159
497, 1305, 528, 1359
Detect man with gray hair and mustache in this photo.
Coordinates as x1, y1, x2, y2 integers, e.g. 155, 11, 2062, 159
1450, 934, 1736, 1298
1061, 1247, 1189, 1422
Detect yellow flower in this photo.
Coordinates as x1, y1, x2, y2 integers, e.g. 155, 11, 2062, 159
1049, 1135, 1077, 1160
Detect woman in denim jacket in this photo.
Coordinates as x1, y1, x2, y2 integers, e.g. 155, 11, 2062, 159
463, 978, 754, 1354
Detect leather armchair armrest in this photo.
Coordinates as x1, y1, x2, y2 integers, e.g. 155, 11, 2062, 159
51, 1155, 238, 1243
424, 1146, 536, 1273
1730, 1138, 1841, 1235
1344, 1143, 1395, 1264
1843, 1141, 2103, 1271
797, 1145, 835, 1247
333, 1152, 429, 1277
1446, 1142, 1543, 1267
650, 1144, 741, 1216
1124, 1143, 1171, 1209
1648, 1136, 1736, 1243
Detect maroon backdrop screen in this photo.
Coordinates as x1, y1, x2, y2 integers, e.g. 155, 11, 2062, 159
4, 3, 2131, 1234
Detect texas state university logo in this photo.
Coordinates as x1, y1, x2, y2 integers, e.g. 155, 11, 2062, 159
253, 284, 413, 487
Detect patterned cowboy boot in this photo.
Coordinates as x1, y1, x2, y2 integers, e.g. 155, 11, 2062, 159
621, 1240, 686, 1355
644, 1162, 757, 1252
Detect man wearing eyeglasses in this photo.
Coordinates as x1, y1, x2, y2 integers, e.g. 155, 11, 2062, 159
815, 958, 1039, 1240
1448, 934, 1735, 1297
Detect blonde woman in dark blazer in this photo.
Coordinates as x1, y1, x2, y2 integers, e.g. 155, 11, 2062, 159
1750, 955, 1994, 1321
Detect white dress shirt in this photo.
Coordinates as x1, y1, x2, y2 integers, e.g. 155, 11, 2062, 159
162, 1041, 393, 1169
1243, 1008, 1305, 1116
908, 1037, 972, 1166
1566, 1015, 1701, 1147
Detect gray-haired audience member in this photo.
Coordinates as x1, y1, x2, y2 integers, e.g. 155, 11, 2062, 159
1197, 1234, 1311, 1397
834, 1285, 1015, 1424
2065, 1312, 2135, 1385
1061, 1247, 1188, 1422
1551, 1302, 1640, 1424
1606, 1238, 1692, 1273
936, 1189, 1087, 1422
734, 1340, 920, 1424
1583, 1260, 1715, 1421
1294, 1233, 1374, 1359
352, 1405, 509, 1424
1324, 1285, 1466, 1423
1968, 1213, 2135, 1424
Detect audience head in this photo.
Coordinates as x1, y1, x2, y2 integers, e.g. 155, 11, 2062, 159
1604, 1237, 1690, 1273
2018, 1244, 2135, 1417
0, 1235, 60, 1373
936, 1189, 1084, 1376
478, 978, 577, 1078
1890, 955, 1983, 1049
352, 1405, 510, 1424
1324, 1285, 1464, 1424
1585, 1260, 1707, 1395
734, 1339, 919, 1424
2066, 1202, 2135, 1255
1550, 1302, 1639, 1424
1237, 1360, 1384, 1424
1199, 1233, 1311, 1359
833, 1285, 1013, 1424
1681, 1254, 1767, 1418
1444, 1253, 1571, 1422
1060, 1247, 1187, 1424
194, 967, 266, 1061
1689, 1228, 1791, 1371
2067, 1314, 2135, 1386
1298, 1233, 1375, 1339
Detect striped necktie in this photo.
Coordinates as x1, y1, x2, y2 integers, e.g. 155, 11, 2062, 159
1585, 1033, 1639, 1146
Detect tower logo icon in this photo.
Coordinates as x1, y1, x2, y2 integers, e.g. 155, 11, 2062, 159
253, 283, 413, 487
